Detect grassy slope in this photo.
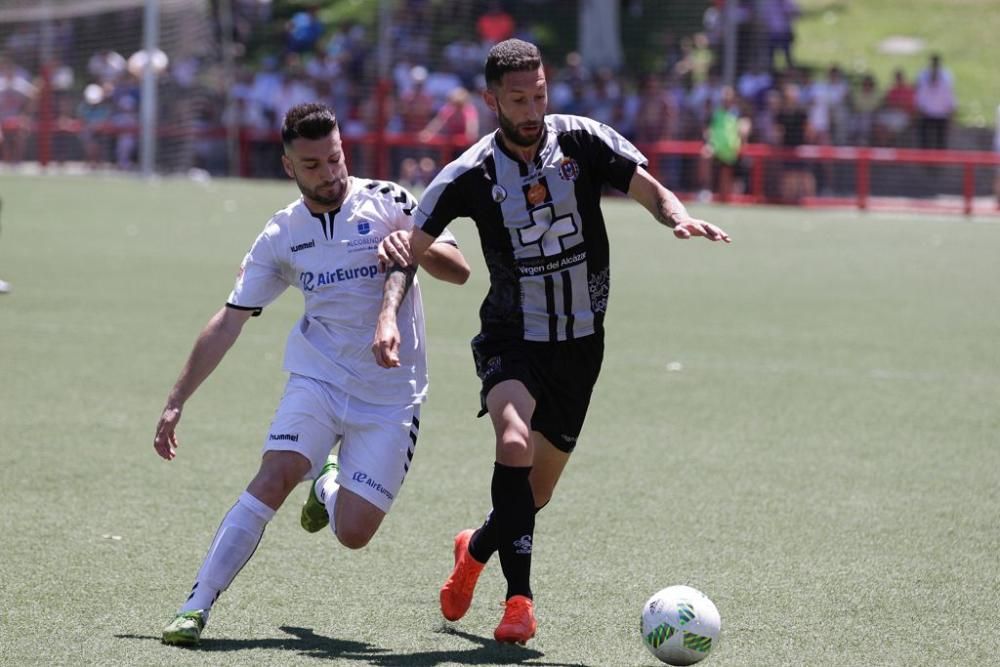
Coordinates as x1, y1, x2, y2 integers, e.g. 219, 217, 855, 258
795, 0, 1000, 127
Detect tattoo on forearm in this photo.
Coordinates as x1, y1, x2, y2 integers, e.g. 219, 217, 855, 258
655, 191, 689, 228
382, 264, 416, 314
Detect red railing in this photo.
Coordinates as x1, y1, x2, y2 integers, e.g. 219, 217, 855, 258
7, 116, 1000, 215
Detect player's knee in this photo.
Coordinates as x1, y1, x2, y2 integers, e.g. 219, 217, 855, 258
532, 488, 553, 508
496, 436, 532, 465
251, 452, 310, 497
335, 522, 376, 549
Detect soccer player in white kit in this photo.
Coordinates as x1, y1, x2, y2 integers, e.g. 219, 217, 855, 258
153, 103, 470, 646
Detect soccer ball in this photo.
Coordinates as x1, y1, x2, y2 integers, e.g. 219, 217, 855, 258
640, 585, 721, 666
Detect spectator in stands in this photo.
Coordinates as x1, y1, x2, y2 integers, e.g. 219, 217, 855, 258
418, 86, 479, 145
398, 66, 435, 134
876, 69, 915, 147
470, 74, 498, 135
286, 5, 325, 54
0, 123, 8, 292
111, 92, 138, 171
443, 37, 486, 88
399, 155, 438, 190
587, 67, 622, 127
476, 1, 515, 45
77, 83, 113, 168
759, 0, 800, 69
775, 83, 815, 202
994, 104, 1000, 207
393, 66, 434, 184
752, 88, 783, 146
698, 85, 751, 202
752, 88, 784, 199
633, 74, 679, 145
88, 49, 127, 85
737, 62, 774, 112
0, 57, 35, 163
673, 32, 713, 87
805, 65, 848, 194
914, 53, 956, 150
273, 69, 319, 125
851, 74, 880, 146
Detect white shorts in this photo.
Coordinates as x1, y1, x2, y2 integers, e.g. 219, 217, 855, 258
263, 373, 421, 513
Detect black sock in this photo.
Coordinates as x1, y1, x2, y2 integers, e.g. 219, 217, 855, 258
469, 501, 548, 564
490, 462, 535, 600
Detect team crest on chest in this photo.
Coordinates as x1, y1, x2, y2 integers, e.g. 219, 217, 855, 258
558, 157, 580, 182
357, 221, 371, 235
491, 184, 507, 203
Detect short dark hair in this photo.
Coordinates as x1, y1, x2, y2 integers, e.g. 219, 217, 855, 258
281, 103, 338, 147
484, 38, 542, 88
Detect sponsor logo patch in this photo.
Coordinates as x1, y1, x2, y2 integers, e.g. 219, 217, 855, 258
299, 264, 380, 291
291, 240, 315, 253
351, 471, 394, 501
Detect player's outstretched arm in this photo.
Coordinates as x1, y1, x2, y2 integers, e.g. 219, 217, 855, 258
628, 166, 731, 243
378, 228, 470, 284
153, 306, 254, 461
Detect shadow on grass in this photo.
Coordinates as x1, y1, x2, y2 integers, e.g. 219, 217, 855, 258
116, 625, 595, 666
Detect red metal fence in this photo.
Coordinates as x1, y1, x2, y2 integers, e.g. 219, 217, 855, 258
7, 116, 1000, 216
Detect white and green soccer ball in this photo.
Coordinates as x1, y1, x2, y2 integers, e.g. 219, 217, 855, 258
640, 585, 721, 666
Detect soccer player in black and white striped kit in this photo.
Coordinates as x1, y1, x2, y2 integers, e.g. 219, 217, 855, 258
379, 39, 731, 644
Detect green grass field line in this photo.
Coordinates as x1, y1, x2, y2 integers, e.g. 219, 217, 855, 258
1, 174, 998, 666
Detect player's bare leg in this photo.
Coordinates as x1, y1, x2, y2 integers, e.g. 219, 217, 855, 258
331, 486, 387, 549
528, 434, 571, 508
302, 454, 387, 549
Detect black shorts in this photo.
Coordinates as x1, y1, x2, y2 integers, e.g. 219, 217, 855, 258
471, 331, 604, 453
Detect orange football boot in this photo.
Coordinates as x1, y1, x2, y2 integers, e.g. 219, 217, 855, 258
440, 529, 486, 621
494, 595, 537, 644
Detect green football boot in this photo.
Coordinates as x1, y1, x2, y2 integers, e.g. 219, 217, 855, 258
300, 456, 339, 533
162, 610, 206, 646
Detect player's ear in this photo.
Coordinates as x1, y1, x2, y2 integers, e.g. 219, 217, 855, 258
482, 87, 498, 114
281, 154, 295, 180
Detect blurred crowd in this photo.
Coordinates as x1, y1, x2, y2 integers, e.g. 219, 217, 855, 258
0, 0, 964, 194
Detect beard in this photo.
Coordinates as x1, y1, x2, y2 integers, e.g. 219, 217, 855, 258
497, 105, 542, 148
299, 176, 347, 208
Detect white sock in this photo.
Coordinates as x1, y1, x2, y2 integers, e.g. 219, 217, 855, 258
319, 474, 340, 536
179, 491, 275, 616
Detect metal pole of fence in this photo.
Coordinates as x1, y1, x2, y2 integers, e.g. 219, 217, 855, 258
140, 0, 159, 178
218, 0, 239, 177
374, 0, 394, 180
722, 0, 738, 88
962, 163, 974, 215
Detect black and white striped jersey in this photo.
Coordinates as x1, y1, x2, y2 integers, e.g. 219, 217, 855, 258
415, 114, 647, 342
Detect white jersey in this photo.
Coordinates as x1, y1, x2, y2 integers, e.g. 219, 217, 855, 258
227, 177, 456, 405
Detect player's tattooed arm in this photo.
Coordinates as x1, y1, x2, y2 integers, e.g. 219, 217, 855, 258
628, 165, 731, 243
653, 189, 689, 229
372, 264, 415, 369
382, 263, 416, 314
